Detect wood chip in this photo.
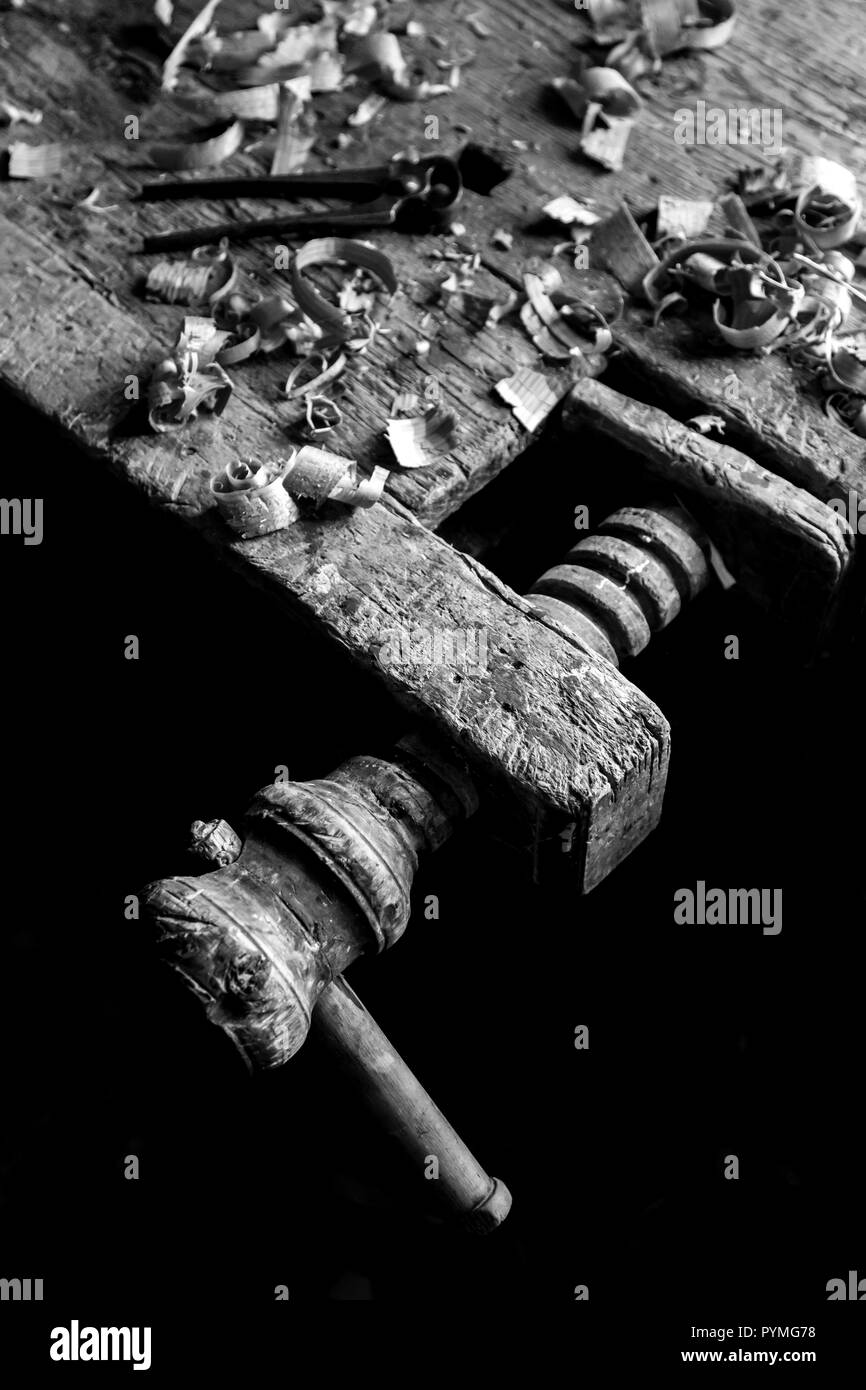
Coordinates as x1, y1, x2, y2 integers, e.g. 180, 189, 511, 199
7, 142, 64, 177
579, 114, 634, 172
209, 84, 280, 121
543, 196, 600, 228
347, 92, 387, 126
495, 369, 562, 431
593, 202, 660, 296
162, 0, 222, 93
656, 196, 714, 240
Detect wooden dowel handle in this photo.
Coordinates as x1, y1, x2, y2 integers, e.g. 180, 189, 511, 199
313, 978, 511, 1233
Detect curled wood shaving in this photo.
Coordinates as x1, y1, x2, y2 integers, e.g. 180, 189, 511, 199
248, 294, 318, 354
145, 238, 237, 310
210, 454, 299, 536
652, 290, 688, 325
791, 156, 862, 251
305, 394, 342, 434
683, 0, 737, 51
285, 445, 389, 507
221, 458, 268, 490
385, 407, 458, 468
216, 322, 261, 365
797, 273, 852, 334
291, 238, 397, 346
149, 117, 243, 170
620, 152, 866, 434
601, 0, 737, 80
285, 350, 348, 399
330, 463, 390, 507
824, 391, 866, 437
148, 348, 232, 433
521, 271, 588, 360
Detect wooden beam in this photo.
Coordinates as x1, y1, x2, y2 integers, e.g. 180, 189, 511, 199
563, 379, 855, 635
0, 229, 669, 893
612, 312, 866, 513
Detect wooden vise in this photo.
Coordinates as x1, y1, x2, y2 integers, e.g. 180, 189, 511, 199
141, 374, 854, 1228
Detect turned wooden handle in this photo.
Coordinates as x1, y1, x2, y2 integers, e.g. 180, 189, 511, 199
314, 978, 511, 1233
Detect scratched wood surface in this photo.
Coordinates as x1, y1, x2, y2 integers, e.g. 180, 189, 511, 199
0, 0, 861, 885
2, 0, 865, 525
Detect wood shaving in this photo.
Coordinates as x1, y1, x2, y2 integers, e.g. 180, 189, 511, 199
149, 118, 243, 171
347, 92, 387, 126
495, 369, 562, 431
386, 407, 458, 468
162, 0, 222, 93
656, 196, 714, 240
7, 142, 64, 177
0, 100, 42, 125
543, 196, 600, 228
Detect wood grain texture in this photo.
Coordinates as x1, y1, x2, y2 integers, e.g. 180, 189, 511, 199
4, 0, 866, 527
7, 0, 858, 884
564, 379, 855, 634
0, 207, 669, 894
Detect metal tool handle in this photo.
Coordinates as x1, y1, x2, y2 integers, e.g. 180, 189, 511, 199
139, 171, 393, 203
142, 203, 397, 253
314, 977, 511, 1233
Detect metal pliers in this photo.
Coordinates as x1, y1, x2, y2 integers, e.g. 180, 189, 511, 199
139, 154, 463, 253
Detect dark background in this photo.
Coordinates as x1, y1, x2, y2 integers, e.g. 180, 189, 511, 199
1, 388, 864, 1365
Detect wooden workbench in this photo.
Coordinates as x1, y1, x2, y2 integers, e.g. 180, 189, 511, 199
1, 0, 862, 890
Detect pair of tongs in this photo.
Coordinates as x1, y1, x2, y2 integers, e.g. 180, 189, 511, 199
139, 154, 463, 253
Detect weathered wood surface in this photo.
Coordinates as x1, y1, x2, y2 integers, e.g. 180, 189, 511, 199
0, 200, 670, 891
0, 0, 573, 528
2, 0, 861, 886
611, 315, 866, 511
3, 0, 866, 528
564, 379, 854, 632
452, 0, 866, 513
